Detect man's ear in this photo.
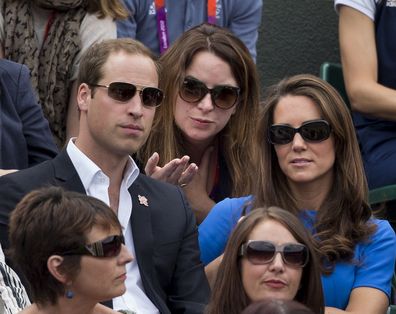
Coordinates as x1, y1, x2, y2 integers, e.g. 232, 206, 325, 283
77, 83, 91, 112
47, 255, 68, 284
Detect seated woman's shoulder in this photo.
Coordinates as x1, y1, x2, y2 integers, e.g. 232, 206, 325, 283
371, 218, 396, 240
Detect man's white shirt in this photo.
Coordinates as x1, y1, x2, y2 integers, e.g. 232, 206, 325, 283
67, 139, 160, 314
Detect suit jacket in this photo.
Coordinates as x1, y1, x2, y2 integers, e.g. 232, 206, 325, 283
0, 59, 58, 169
0, 150, 210, 313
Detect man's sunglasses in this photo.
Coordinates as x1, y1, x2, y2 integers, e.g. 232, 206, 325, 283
268, 119, 331, 145
62, 235, 125, 258
239, 240, 309, 267
179, 76, 240, 110
89, 82, 164, 107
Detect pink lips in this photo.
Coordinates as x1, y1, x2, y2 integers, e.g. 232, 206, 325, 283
122, 124, 143, 130
290, 158, 312, 165
190, 117, 213, 127
120, 124, 143, 135
116, 273, 127, 281
264, 279, 287, 289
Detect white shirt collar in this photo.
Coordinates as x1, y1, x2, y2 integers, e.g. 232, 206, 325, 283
66, 138, 139, 192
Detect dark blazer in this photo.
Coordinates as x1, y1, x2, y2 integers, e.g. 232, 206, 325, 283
0, 150, 210, 313
0, 59, 58, 169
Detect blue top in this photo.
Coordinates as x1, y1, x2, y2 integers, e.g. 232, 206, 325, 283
116, 0, 263, 61
198, 196, 396, 309
335, 0, 396, 189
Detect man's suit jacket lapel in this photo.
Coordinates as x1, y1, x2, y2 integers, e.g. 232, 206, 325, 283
129, 176, 155, 281
129, 176, 170, 313
52, 150, 86, 194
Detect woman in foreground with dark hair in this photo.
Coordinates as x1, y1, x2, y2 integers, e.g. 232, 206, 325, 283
9, 186, 133, 314
206, 206, 324, 314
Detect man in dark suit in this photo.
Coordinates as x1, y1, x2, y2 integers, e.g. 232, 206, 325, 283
0, 38, 209, 313
0, 59, 58, 173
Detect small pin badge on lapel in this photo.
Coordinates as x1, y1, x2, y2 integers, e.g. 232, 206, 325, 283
138, 195, 149, 207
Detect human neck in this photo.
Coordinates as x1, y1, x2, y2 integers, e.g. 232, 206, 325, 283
184, 137, 217, 164
74, 137, 130, 212
289, 181, 331, 211
31, 298, 98, 314
74, 137, 129, 183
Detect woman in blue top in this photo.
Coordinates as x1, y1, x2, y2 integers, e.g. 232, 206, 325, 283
199, 74, 396, 314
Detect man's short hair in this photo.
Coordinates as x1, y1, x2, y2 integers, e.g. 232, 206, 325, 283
77, 38, 160, 87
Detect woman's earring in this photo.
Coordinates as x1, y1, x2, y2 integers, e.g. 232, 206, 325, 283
65, 289, 74, 299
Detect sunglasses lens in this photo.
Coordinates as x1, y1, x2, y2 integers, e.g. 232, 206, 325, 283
243, 241, 308, 267
99, 235, 124, 257
269, 120, 331, 144
283, 244, 308, 266
246, 241, 276, 264
180, 78, 207, 103
300, 121, 331, 142
268, 125, 295, 144
108, 82, 136, 102
142, 87, 164, 107
212, 86, 239, 109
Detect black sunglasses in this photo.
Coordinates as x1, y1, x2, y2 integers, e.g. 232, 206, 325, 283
268, 119, 331, 145
179, 76, 240, 110
89, 82, 164, 107
239, 240, 309, 267
62, 235, 125, 258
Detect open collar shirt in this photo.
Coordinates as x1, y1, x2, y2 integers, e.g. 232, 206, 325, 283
66, 139, 159, 314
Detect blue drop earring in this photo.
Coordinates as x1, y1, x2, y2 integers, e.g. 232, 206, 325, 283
66, 290, 74, 299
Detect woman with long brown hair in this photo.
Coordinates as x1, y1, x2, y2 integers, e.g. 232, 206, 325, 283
206, 206, 324, 314
199, 74, 396, 313
138, 23, 260, 223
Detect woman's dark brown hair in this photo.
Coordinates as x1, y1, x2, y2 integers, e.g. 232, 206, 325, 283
9, 186, 122, 305
252, 74, 376, 271
207, 206, 324, 314
139, 23, 260, 199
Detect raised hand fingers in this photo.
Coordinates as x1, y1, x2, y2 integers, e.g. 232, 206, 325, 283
144, 154, 198, 185
166, 155, 191, 184
178, 163, 198, 187
145, 152, 160, 176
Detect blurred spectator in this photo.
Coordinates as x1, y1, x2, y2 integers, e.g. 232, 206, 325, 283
241, 299, 315, 314
9, 187, 133, 314
0, 59, 58, 173
206, 206, 324, 314
138, 23, 260, 223
336, 0, 396, 189
0, 0, 128, 147
117, 0, 262, 61
0, 243, 30, 314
